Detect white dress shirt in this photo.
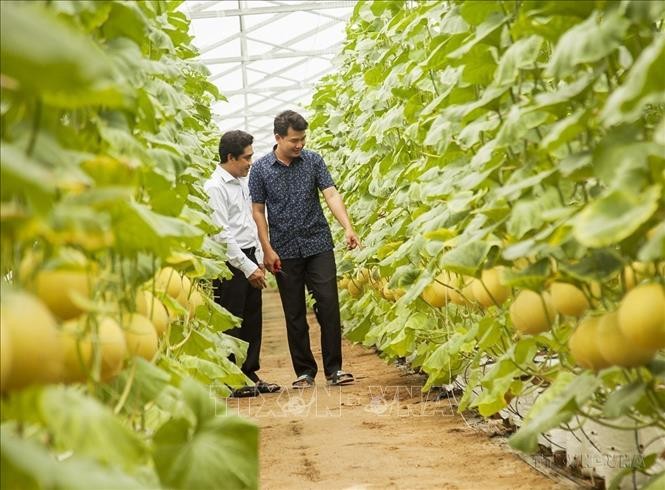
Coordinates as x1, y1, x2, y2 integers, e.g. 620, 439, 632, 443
204, 166, 263, 278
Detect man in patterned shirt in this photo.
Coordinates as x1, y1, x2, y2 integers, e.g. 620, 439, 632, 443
204, 130, 280, 397
249, 111, 360, 389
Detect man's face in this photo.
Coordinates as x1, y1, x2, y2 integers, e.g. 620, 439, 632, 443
275, 128, 306, 159
229, 145, 253, 177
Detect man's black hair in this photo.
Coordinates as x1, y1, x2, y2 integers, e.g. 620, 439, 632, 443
274, 110, 308, 136
219, 130, 253, 163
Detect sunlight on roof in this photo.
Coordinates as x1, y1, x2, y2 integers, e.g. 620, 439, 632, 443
184, 0, 355, 156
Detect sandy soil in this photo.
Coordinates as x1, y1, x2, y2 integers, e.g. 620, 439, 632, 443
225, 289, 577, 490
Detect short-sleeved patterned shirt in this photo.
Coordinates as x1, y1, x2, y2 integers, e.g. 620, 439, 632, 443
249, 147, 335, 259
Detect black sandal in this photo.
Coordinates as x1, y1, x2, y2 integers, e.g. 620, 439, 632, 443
230, 385, 259, 398
326, 370, 354, 386
292, 374, 315, 389
256, 380, 281, 393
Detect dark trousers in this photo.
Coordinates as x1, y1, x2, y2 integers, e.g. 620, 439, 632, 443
275, 250, 342, 378
212, 248, 262, 382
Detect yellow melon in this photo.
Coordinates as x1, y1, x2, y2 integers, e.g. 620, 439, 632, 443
618, 283, 665, 350
550, 282, 589, 318
136, 290, 169, 336
569, 316, 609, 371
2, 291, 64, 390
123, 314, 159, 361
347, 280, 363, 298
1, 324, 12, 391
597, 312, 655, 368
421, 272, 448, 308
60, 316, 127, 382
33, 269, 92, 320
510, 290, 556, 335
472, 268, 511, 307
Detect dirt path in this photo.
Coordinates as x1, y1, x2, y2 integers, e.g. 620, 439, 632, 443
226, 289, 575, 489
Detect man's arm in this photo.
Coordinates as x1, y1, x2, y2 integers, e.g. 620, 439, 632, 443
322, 186, 360, 250
207, 186, 266, 288
252, 202, 281, 272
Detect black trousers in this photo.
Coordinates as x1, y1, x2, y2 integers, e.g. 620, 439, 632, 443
275, 250, 342, 378
212, 248, 262, 382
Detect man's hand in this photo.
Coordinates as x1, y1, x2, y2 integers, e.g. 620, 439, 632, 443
248, 268, 267, 289
263, 248, 281, 273
345, 228, 361, 250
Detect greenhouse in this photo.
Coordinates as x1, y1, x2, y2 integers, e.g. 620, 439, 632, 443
0, 1, 664, 489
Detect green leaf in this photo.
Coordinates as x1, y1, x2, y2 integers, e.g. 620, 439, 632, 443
506, 187, 561, 239
476, 317, 503, 350
421, 327, 475, 391
424, 113, 453, 150
1, 426, 148, 490
0, 142, 55, 213
423, 228, 456, 242
461, 43, 498, 86
153, 381, 258, 490
638, 221, 665, 261
0, 2, 120, 103
40, 386, 149, 470
370, 0, 401, 17
457, 116, 500, 148
99, 126, 151, 165
494, 35, 544, 86
102, 1, 149, 47
559, 152, 592, 179
180, 377, 217, 424
459, 2, 503, 27
625, 0, 665, 23
531, 73, 596, 112
574, 186, 661, 247
602, 35, 665, 126
47, 202, 115, 251
547, 10, 630, 78
356, 1, 376, 22
179, 355, 247, 387
440, 240, 493, 276
603, 381, 647, 418
383, 327, 416, 358
497, 167, 556, 200
495, 107, 551, 148
509, 372, 600, 453
458, 361, 483, 412
364, 65, 387, 86
523, 372, 575, 424
472, 358, 519, 417
539, 108, 587, 152
157, 415, 258, 490
199, 296, 239, 331
113, 201, 204, 257
558, 249, 624, 282
642, 471, 665, 490
388, 263, 422, 288
448, 12, 505, 59
50, 1, 113, 33
110, 358, 171, 414
501, 259, 551, 290
438, 5, 469, 35
592, 136, 661, 191
177, 328, 214, 357
149, 182, 190, 217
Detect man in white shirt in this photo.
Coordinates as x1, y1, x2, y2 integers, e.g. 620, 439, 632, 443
204, 130, 280, 397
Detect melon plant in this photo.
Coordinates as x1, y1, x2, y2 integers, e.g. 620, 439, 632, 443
0, 1, 258, 488
311, 1, 665, 486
